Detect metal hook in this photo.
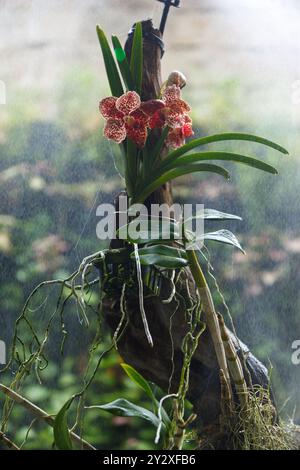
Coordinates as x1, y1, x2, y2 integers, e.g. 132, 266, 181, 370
156, 0, 181, 35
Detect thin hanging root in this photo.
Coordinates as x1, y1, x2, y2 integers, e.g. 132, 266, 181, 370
218, 314, 248, 410
162, 270, 176, 304
155, 393, 178, 445
71, 250, 107, 326
167, 297, 179, 394
0, 384, 96, 450
171, 400, 197, 450
20, 418, 38, 449
169, 298, 205, 450
113, 283, 127, 349
133, 244, 153, 347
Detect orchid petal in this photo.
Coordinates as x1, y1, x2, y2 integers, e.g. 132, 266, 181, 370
116, 91, 141, 115
103, 118, 126, 144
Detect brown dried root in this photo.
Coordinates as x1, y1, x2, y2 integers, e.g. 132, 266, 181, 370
199, 385, 293, 450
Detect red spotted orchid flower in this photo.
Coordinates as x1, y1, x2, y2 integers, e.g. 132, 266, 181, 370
150, 84, 194, 148
99, 91, 164, 148
99, 81, 193, 149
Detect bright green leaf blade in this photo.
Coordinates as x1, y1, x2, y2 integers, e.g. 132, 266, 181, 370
149, 126, 170, 166
88, 399, 160, 427
120, 365, 171, 426
121, 363, 156, 403
130, 22, 143, 94
136, 245, 187, 259
126, 138, 138, 196
134, 163, 230, 203
117, 219, 180, 244
96, 26, 124, 97
165, 132, 289, 161
137, 254, 188, 268
111, 35, 135, 90
161, 152, 278, 175
195, 229, 245, 253
185, 208, 242, 223
53, 397, 74, 450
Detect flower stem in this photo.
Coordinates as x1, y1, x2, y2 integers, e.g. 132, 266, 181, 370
186, 249, 232, 394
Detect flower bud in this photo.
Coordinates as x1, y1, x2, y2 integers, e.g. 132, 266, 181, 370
166, 71, 187, 89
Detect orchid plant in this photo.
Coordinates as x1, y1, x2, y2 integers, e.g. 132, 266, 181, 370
95, 22, 288, 446
0, 22, 289, 453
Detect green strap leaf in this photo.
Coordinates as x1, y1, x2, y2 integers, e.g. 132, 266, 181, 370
136, 244, 187, 259
130, 22, 143, 94
121, 363, 156, 403
130, 245, 188, 268
133, 163, 230, 203
96, 26, 124, 97
185, 208, 242, 222
111, 35, 135, 91
53, 397, 75, 450
165, 132, 289, 161
132, 253, 188, 269
149, 127, 170, 166
160, 151, 278, 175
87, 399, 161, 428
120, 364, 171, 427
117, 218, 180, 244
194, 229, 245, 253
126, 138, 138, 197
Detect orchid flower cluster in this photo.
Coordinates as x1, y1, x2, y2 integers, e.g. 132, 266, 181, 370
99, 76, 194, 149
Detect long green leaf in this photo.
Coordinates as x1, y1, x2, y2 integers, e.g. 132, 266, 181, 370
111, 35, 135, 90
53, 397, 75, 450
149, 127, 170, 166
194, 229, 245, 253
165, 132, 289, 162
130, 22, 143, 94
132, 253, 188, 268
136, 244, 187, 259
120, 364, 171, 426
88, 399, 160, 427
117, 218, 180, 244
133, 163, 230, 203
121, 363, 156, 403
126, 138, 138, 197
130, 245, 188, 268
185, 208, 242, 222
159, 151, 278, 175
96, 26, 124, 97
